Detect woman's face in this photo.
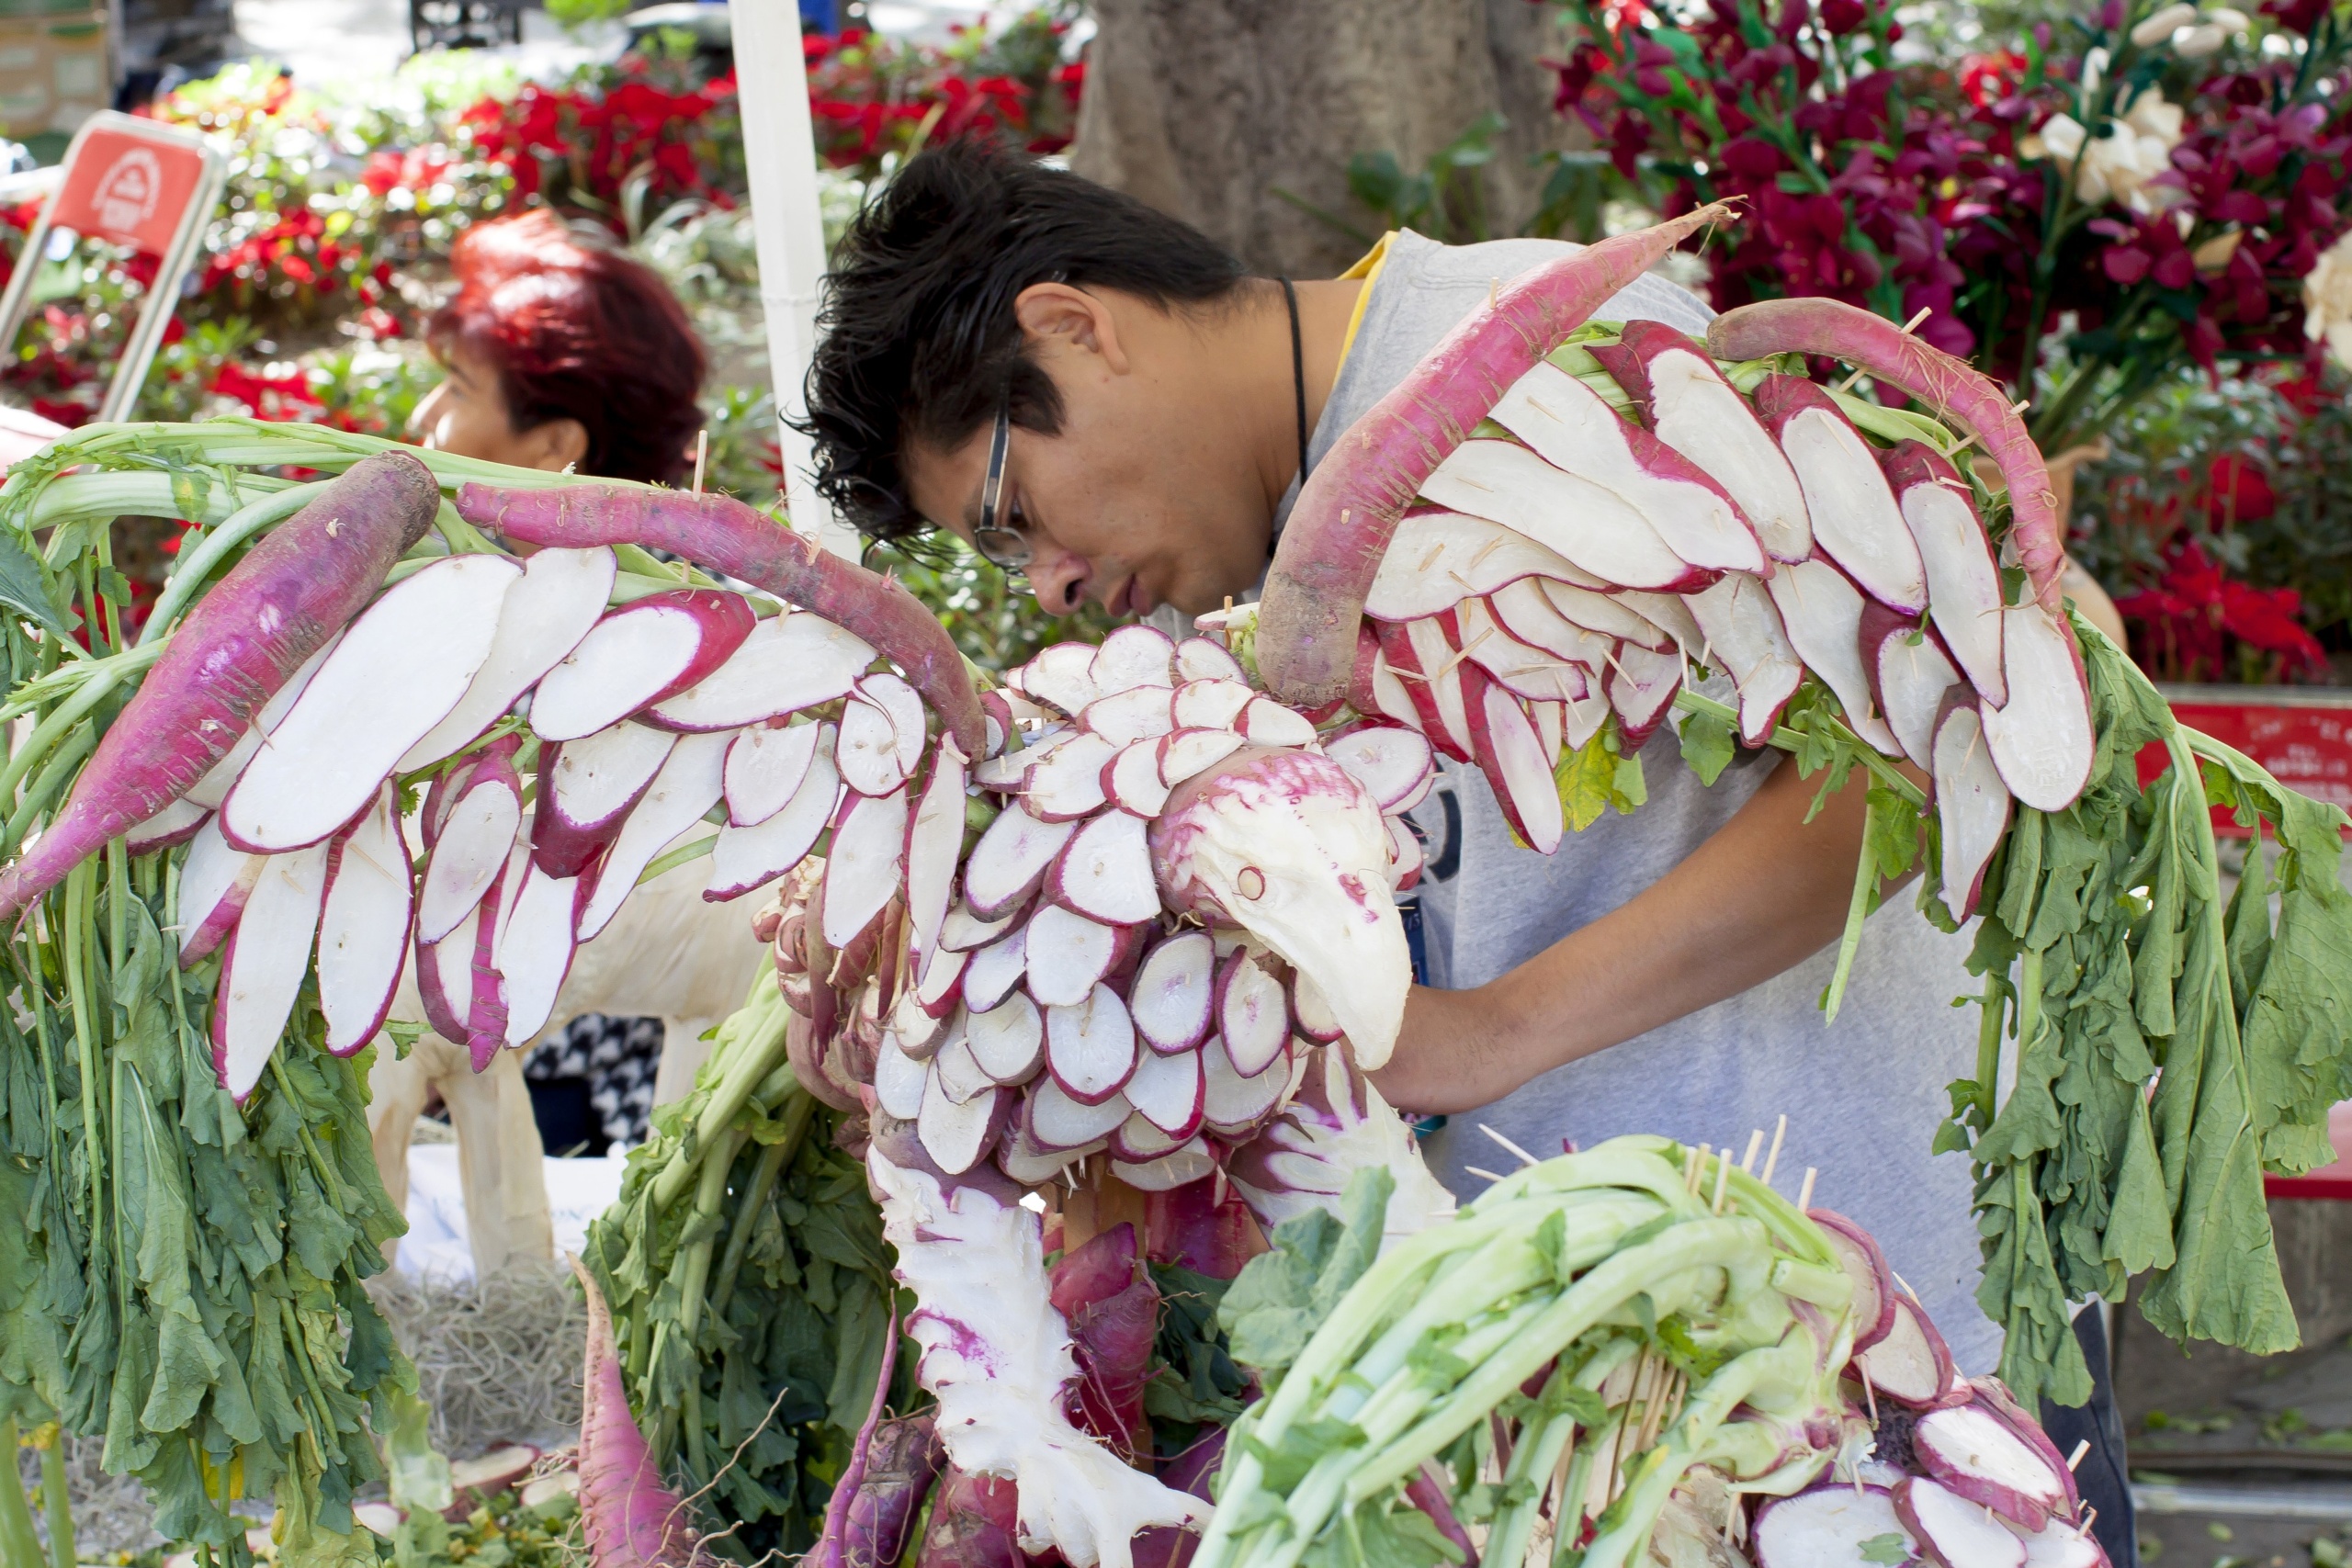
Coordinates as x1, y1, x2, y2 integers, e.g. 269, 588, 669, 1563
411, 342, 587, 472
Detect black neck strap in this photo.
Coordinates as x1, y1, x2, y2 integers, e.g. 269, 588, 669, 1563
1280, 276, 1309, 495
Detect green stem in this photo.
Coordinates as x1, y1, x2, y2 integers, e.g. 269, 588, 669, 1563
62, 862, 103, 1260
649, 987, 793, 1212
2, 725, 95, 862
0, 660, 123, 818
0, 1421, 43, 1568
1973, 969, 2007, 1129
707, 1113, 805, 1323
34, 1433, 68, 1568
1821, 791, 1879, 1022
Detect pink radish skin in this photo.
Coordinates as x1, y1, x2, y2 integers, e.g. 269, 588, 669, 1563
1880, 441, 2009, 709
1914, 1404, 2069, 1530
1861, 601, 1962, 770
1856, 1293, 1962, 1408
1708, 296, 2065, 610
458, 481, 985, 755
0, 451, 438, 919
1751, 374, 1928, 613
177, 817, 263, 967
1895, 1477, 2027, 1568
462, 873, 510, 1070
126, 798, 209, 854
317, 785, 414, 1055
571, 1259, 711, 1568
529, 589, 755, 743
809, 1300, 900, 1568
1257, 205, 1736, 705
1805, 1209, 1898, 1353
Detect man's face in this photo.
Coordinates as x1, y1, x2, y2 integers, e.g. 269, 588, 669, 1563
900, 284, 1276, 619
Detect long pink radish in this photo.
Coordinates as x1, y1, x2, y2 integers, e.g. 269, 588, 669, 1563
571, 1258, 710, 1568
529, 589, 754, 742
535, 721, 677, 878
317, 784, 413, 1055
0, 451, 439, 919
1751, 374, 1927, 612
177, 816, 263, 966
400, 545, 616, 770
222, 551, 520, 852
416, 736, 523, 942
457, 483, 987, 756
1709, 297, 2064, 608
1257, 206, 1734, 705
648, 609, 876, 732
211, 841, 331, 1100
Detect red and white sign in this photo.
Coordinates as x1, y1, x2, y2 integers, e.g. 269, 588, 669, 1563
46, 124, 209, 254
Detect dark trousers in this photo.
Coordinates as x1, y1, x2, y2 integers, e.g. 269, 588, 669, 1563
2039, 1305, 2136, 1566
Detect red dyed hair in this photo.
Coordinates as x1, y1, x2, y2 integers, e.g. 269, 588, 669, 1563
429, 210, 708, 484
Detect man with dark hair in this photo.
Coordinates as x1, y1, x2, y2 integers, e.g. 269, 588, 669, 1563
800, 141, 2132, 1563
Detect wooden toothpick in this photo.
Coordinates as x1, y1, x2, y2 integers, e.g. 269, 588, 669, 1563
1478, 1123, 1543, 1169
1797, 1166, 1818, 1212
1761, 1114, 1788, 1186
1739, 1129, 1766, 1173
693, 428, 708, 493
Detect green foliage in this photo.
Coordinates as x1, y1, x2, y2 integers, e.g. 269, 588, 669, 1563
1554, 718, 1645, 834
1217, 1168, 1394, 1380
865, 536, 1115, 671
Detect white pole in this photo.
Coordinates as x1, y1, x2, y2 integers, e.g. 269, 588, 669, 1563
729, 0, 860, 558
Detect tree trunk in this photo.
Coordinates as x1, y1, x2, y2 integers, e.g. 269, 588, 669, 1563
1069, 0, 1573, 277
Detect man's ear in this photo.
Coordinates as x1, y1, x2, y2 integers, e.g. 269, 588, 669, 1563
1012, 282, 1130, 374
520, 417, 591, 474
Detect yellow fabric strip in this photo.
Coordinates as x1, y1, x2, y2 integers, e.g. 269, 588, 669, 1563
1334, 231, 1396, 372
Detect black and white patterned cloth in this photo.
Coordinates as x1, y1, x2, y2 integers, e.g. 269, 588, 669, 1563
523, 1014, 663, 1149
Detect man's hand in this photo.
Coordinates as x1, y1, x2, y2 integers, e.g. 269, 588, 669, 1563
1369, 757, 1914, 1116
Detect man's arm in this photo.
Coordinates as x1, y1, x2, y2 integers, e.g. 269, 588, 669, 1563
1369, 758, 1899, 1116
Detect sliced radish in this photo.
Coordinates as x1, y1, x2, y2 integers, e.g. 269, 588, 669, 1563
1529, 701, 1566, 771
942, 901, 1018, 953
1486, 578, 1617, 670
1323, 724, 1434, 812
979, 691, 1012, 760
917, 1081, 1006, 1176
932, 1032, 996, 1106
415, 901, 479, 1046
963, 806, 1080, 919
1112, 1139, 1217, 1192
1360, 642, 1422, 729
1172, 679, 1256, 732
1113, 1111, 1189, 1163
1023, 902, 1119, 1009
1131, 931, 1215, 1055
1934, 697, 2012, 920
177, 817, 264, 966
530, 588, 756, 741
128, 797, 209, 854
1451, 597, 1594, 706
2009, 1517, 2102, 1568
1753, 373, 1928, 611
1105, 740, 1172, 818
416, 751, 523, 943
1289, 969, 1343, 1045
1980, 605, 2094, 811
1489, 358, 1766, 573
1883, 441, 2007, 708
1606, 642, 1683, 750
1025, 1075, 1130, 1150
903, 742, 967, 954
863, 672, 929, 775
1597, 321, 1812, 561
963, 925, 1029, 1014
1082, 685, 1179, 747
1124, 1044, 1205, 1138
1464, 670, 1564, 854
533, 720, 676, 877
837, 688, 909, 795
1752, 1485, 1916, 1568
1366, 508, 1609, 621
1915, 1405, 2070, 1529
1385, 815, 1425, 891
1894, 1478, 2026, 1568
1521, 577, 1670, 651
1856, 1294, 1959, 1407
708, 736, 838, 902
574, 730, 730, 941
820, 786, 910, 949
1020, 642, 1100, 716
646, 607, 875, 729
1421, 438, 1705, 592
1376, 620, 1467, 761
1616, 590, 1706, 658
1047, 811, 1159, 926
724, 719, 822, 828
211, 841, 331, 1100
1202, 1030, 1288, 1136
1864, 604, 1962, 771
1046, 983, 1138, 1105
460, 868, 511, 1068
1091, 625, 1177, 694
401, 545, 616, 768
910, 943, 970, 1023
224, 554, 519, 852
1174, 637, 1245, 682
1238, 697, 1317, 749
1765, 558, 1902, 754
187, 634, 344, 810
967, 992, 1045, 1084
1808, 1209, 1897, 1353
973, 724, 1069, 790
998, 1122, 1098, 1187
1218, 952, 1290, 1077
494, 863, 582, 1047
316, 786, 412, 1055
1023, 732, 1116, 820
1685, 573, 1803, 744
1158, 728, 1247, 788
876, 1032, 929, 1120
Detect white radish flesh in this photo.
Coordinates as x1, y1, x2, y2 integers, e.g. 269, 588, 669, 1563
417, 902, 479, 1043
574, 731, 730, 941
1776, 404, 1928, 613
532, 591, 754, 741
1460, 596, 1597, 704
1113, 1140, 1218, 1191
1889, 454, 2009, 707
1365, 650, 1420, 728
494, 863, 582, 1047
1046, 983, 1139, 1104
861, 672, 928, 777
1218, 953, 1290, 1077
187, 632, 345, 811
724, 720, 821, 828
417, 768, 522, 943
1324, 724, 1433, 812
1686, 573, 1803, 744
1895, 1478, 2026, 1568
2011, 1517, 2102, 1568
972, 725, 1068, 790
910, 944, 969, 1023
224, 555, 518, 852
1106, 740, 1172, 817
820, 786, 910, 949
1616, 590, 1706, 658
876, 1032, 929, 1120
1123, 1044, 1205, 1138
211, 841, 331, 1100
941, 901, 1017, 952
1171, 679, 1256, 732
179, 818, 265, 965
963, 806, 1080, 919
650, 610, 877, 730
1238, 697, 1318, 749
1090, 625, 1177, 694
1201, 1033, 1287, 1134
1159, 728, 1248, 789
917, 1081, 1003, 1176
1402, 617, 1478, 759
1023, 902, 1119, 1009
1468, 675, 1566, 854
932, 1032, 995, 1106
1025, 1076, 1130, 1150
1174, 637, 1246, 682
1385, 815, 1425, 891
1637, 342, 1813, 561
1113, 1111, 1188, 1163
962, 925, 1028, 1014
1915, 1405, 2069, 1528
1606, 642, 1683, 747
1856, 1295, 1957, 1406
1020, 643, 1100, 716
1752, 1485, 1916, 1568
1082, 686, 1179, 747
838, 688, 910, 796
1764, 558, 1902, 754
1023, 731, 1116, 820
1521, 577, 1670, 651
1871, 619, 1963, 770
1048, 811, 1159, 926
127, 797, 209, 853
1366, 509, 1610, 621
1980, 606, 2095, 811
967, 992, 1045, 1084
1290, 970, 1343, 1044
1421, 438, 1702, 592
903, 742, 968, 954
535, 720, 676, 874
708, 738, 838, 902
1131, 931, 1215, 1055
316, 786, 412, 1055
1934, 699, 2011, 920
401, 545, 616, 768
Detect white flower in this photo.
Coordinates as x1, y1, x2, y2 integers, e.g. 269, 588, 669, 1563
2028, 86, 2186, 213
2130, 4, 2199, 47
2175, 21, 2230, 57
2303, 229, 2352, 372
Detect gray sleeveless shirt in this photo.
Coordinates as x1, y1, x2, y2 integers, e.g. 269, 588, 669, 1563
1302, 230, 1999, 1375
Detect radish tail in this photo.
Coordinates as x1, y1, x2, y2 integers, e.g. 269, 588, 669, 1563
572, 1258, 707, 1568
812, 1299, 901, 1568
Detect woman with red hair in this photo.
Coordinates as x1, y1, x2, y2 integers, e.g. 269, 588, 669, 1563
413, 209, 708, 482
